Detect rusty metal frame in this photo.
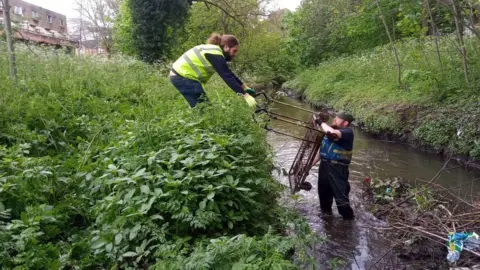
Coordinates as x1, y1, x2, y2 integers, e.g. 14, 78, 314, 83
287, 115, 324, 194
252, 92, 324, 194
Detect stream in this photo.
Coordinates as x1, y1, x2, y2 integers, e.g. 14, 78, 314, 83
267, 96, 480, 269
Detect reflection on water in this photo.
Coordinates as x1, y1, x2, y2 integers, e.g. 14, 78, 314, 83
267, 96, 480, 269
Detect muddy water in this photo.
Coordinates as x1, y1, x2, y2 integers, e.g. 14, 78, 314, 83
268, 97, 480, 269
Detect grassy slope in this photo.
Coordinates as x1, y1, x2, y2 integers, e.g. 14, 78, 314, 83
284, 37, 480, 160
0, 44, 315, 269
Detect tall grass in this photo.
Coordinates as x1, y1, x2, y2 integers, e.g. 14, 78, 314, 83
285, 36, 480, 159
0, 43, 317, 269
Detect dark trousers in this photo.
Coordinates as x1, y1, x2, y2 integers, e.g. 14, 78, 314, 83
169, 76, 209, 108
318, 161, 354, 219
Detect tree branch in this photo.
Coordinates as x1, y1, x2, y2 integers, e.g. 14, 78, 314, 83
375, 0, 408, 92
197, 0, 246, 27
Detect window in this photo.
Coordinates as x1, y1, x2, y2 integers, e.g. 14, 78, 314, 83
60, 19, 64, 26
14, 6, 23, 16
47, 15, 53, 23
0, 2, 3, 8
32, 11, 40, 19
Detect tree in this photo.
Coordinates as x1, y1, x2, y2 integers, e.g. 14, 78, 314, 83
376, 0, 408, 91
117, 0, 271, 62
174, 0, 266, 53
285, 0, 394, 67
195, 0, 270, 30
75, 0, 120, 56
426, 0, 443, 71
172, 0, 291, 84
175, 1, 243, 55
284, 0, 333, 66
2, 0, 16, 81
236, 9, 298, 85
462, 0, 480, 41
449, 0, 470, 86
114, 0, 134, 56
121, 0, 190, 63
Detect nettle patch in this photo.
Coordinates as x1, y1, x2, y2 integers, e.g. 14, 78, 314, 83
86, 126, 287, 267
86, 128, 282, 259
0, 123, 297, 269
0, 45, 319, 269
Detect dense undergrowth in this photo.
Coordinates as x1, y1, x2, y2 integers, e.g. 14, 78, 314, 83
284, 37, 480, 160
0, 44, 317, 269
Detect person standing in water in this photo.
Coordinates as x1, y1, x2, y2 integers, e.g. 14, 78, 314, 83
310, 112, 355, 220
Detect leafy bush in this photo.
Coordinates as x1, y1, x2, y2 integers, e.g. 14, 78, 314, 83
0, 44, 315, 269
84, 125, 282, 267
153, 232, 298, 270
414, 118, 456, 150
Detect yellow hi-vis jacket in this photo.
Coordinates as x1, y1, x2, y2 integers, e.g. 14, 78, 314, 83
172, 44, 224, 84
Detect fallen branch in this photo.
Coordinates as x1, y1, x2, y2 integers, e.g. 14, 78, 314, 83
363, 163, 480, 267
406, 225, 480, 258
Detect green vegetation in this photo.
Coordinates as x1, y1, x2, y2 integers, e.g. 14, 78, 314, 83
283, 0, 480, 160
283, 0, 456, 67
0, 44, 317, 269
2, 0, 480, 267
114, 0, 297, 86
178, 3, 297, 86
284, 38, 480, 159
117, 0, 190, 62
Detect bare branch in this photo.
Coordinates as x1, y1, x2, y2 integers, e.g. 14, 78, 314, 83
450, 0, 471, 86
426, 0, 443, 71
197, 0, 246, 27
375, 0, 408, 92
195, 0, 270, 30
74, 0, 118, 55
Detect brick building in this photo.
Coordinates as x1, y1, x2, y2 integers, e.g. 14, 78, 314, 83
0, 0, 78, 48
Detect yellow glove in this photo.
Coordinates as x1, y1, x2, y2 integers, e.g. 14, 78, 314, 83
244, 94, 257, 108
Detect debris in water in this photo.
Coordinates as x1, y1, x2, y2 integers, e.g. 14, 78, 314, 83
448, 232, 480, 263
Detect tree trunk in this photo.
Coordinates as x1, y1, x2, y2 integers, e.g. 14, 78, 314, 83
426, 0, 443, 71
466, 3, 480, 41
467, 3, 480, 56
375, 0, 408, 92
221, 10, 229, 33
451, 0, 470, 87
3, 0, 17, 81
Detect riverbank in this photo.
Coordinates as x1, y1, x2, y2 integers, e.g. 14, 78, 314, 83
363, 176, 480, 269
0, 44, 318, 269
283, 38, 480, 162
267, 97, 480, 269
